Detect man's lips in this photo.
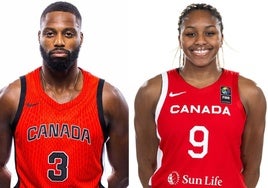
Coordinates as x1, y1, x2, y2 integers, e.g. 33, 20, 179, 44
50, 50, 68, 57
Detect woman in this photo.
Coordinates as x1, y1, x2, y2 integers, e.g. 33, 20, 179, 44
134, 3, 266, 188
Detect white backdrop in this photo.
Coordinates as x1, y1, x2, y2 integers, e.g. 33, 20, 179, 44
1, 1, 267, 187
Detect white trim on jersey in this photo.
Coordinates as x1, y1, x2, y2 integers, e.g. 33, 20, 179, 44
149, 72, 167, 186
155, 71, 168, 124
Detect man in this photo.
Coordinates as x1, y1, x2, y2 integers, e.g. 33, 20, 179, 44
0, 1, 128, 187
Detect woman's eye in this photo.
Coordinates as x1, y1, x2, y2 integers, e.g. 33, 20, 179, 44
205, 32, 215, 36
185, 33, 196, 37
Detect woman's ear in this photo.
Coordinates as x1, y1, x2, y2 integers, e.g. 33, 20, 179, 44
178, 35, 182, 48
220, 34, 224, 47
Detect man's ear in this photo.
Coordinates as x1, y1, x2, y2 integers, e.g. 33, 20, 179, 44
38, 31, 41, 43
80, 32, 84, 45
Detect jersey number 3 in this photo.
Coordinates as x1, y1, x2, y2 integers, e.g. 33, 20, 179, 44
188, 126, 209, 158
48, 151, 69, 182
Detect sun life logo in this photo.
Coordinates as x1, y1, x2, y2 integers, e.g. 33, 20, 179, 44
167, 171, 180, 185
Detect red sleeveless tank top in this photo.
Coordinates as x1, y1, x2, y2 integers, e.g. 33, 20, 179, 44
12, 67, 107, 187
151, 69, 247, 187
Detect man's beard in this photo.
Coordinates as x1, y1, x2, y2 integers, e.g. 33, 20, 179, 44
40, 45, 81, 72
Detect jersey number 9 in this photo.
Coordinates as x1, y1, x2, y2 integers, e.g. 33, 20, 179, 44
188, 126, 209, 158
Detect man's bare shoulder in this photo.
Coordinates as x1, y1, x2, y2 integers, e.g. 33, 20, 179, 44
0, 79, 21, 107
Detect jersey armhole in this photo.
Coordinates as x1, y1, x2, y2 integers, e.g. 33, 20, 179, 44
97, 78, 109, 141
155, 72, 168, 122
10, 76, 26, 133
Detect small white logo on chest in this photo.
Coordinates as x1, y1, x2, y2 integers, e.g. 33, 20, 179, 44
169, 91, 186, 97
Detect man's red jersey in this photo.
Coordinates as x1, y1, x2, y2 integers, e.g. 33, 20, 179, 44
11, 67, 108, 187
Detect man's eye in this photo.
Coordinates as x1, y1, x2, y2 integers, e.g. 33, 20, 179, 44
45, 32, 54, 37
65, 32, 74, 38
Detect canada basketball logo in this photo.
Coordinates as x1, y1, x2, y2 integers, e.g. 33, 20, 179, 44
167, 171, 180, 185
